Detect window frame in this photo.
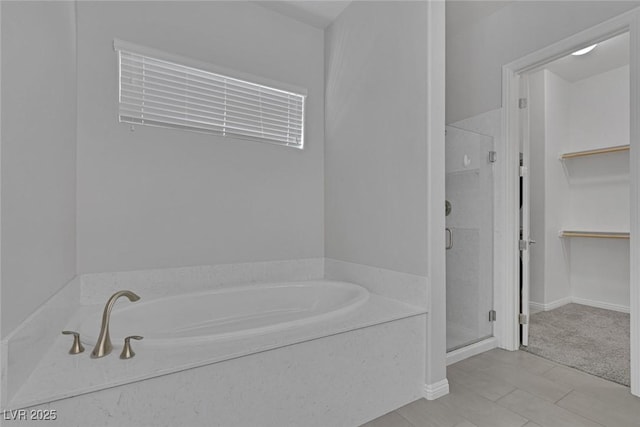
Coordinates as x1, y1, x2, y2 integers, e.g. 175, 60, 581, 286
114, 39, 307, 149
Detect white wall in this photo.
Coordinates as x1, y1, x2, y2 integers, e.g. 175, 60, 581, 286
76, 1, 325, 274
446, 0, 640, 123
570, 66, 630, 153
566, 66, 630, 309
324, 1, 429, 277
529, 71, 546, 304
567, 66, 630, 231
0, 1, 77, 338
529, 66, 629, 310
542, 70, 572, 305
324, 0, 447, 395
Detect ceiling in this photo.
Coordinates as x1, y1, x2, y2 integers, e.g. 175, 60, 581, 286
256, 1, 351, 29
545, 32, 629, 82
260, 1, 515, 34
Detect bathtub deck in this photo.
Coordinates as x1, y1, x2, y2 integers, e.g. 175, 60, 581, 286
7, 293, 425, 410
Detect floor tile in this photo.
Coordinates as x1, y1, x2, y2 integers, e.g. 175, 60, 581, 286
364, 350, 639, 427
436, 382, 528, 427
396, 398, 478, 427
556, 390, 640, 427
447, 364, 516, 401
482, 361, 572, 403
542, 365, 640, 409
450, 352, 497, 373
361, 411, 414, 427
497, 389, 603, 427
480, 349, 557, 375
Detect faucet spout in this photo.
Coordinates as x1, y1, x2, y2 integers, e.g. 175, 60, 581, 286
91, 290, 140, 358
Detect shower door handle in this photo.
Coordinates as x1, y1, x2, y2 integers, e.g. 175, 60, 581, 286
446, 228, 453, 250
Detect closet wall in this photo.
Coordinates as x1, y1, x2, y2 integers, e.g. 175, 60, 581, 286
530, 65, 630, 312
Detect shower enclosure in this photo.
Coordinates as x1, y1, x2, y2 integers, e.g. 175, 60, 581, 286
445, 126, 495, 352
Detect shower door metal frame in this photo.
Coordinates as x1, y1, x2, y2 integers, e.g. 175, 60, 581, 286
500, 7, 640, 397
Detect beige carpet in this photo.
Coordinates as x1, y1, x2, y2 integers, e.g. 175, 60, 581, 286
522, 303, 630, 386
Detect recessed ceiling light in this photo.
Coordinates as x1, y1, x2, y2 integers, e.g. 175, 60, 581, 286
571, 44, 598, 56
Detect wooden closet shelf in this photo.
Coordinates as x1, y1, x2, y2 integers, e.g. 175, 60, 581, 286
559, 230, 630, 239
559, 144, 630, 160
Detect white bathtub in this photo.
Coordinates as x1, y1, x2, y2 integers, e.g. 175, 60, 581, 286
79, 280, 369, 346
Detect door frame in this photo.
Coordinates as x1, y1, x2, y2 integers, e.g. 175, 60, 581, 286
519, 74, 531, 348
499, 7, 640, 396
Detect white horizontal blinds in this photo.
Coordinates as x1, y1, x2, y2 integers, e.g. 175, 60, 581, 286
117, 48, 306, 148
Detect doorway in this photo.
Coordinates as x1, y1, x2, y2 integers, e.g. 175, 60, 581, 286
501, 9, 640, 397
519, 32, 631, 386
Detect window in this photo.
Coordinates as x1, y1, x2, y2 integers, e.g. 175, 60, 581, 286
115, 40, 306, 149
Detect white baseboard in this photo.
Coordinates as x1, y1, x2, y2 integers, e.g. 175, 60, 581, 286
529, 297, 571, 312
571, 297, 630, 313
530, 296, 629, 313
546, 297, 572, 311
529, 301, 546, 312
423, 379, 449, 400
446, 337, 499, 366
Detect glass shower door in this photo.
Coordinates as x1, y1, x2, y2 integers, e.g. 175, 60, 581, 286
445, 126, 494, 352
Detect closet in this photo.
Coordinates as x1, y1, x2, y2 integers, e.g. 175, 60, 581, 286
529, 32, 630, 314
524, 32, 631, 385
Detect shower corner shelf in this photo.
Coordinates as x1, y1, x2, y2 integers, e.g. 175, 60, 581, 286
558, 230, 630, 239
558, 144, 630, 160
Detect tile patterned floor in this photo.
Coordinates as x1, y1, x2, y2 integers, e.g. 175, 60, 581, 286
361, 348, 640, 427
